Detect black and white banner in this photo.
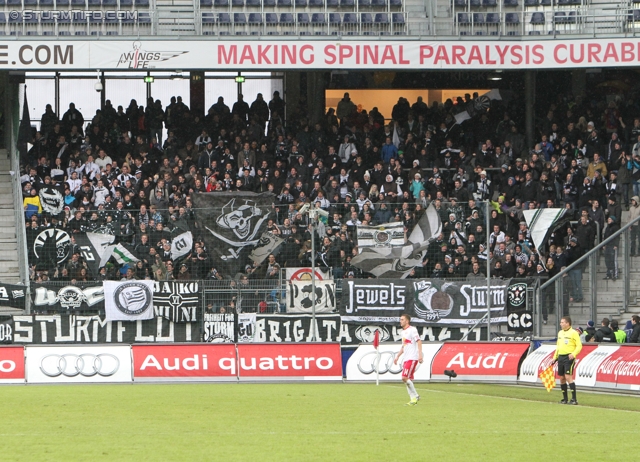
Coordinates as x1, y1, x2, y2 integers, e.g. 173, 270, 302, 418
249, 232, 285, 266
0, 316, 13, 343
73, 232, 116, 276
192, 192, 275, 277
32, 228, 72, 270
202, 312, 236, 343
237, 313, 257, 342
356, 222, 405, 252
287, 280, 336, 314
154, 281, 201, 323
284, 268, 332, 281
38, 186, 65, 216
171, 231, 193, 261
0, 283, 26, 309
340, 278, 510, 325
506, 280, 533, 332
104, 280, 155, 321
12, 315, 197, 343
240, 314, 344, 343
32, 283, 105, 312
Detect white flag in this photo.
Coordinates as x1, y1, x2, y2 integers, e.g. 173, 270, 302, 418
104, 280, 155, 321
171, 231, 193, 260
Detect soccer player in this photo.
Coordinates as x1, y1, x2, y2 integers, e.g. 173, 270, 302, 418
553, 316, 583, 405
394, 314, 424, 406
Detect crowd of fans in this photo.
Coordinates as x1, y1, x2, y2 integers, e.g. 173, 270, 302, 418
18, 88, 640, 313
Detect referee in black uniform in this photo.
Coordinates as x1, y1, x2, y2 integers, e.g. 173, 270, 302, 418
553, 316, 583, 405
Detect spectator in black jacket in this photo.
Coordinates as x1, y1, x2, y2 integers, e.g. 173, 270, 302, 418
592, 317, 617, 343
565, 237, 584, 302
603, 216, 620, 280
630, 315, 640, 343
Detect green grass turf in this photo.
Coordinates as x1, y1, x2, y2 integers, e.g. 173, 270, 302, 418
0, 382, 638, 461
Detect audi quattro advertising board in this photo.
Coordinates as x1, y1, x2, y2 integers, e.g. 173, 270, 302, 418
0, 346, 25, 383
235, 343, 342, 380
519, 344, 597, 384
598, 346, 640, 390
25, 345, 133, 383
132, 344, 237, 381
430, 342, 530, 382
345, 343, 444, 382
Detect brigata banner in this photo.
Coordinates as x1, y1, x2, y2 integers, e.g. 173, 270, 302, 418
8, 39, 640, 70
235, 343, 342, 380
0, 346, 25, 383
132, 344, 237, 381
340, 278, 509, 325
345, 343, 443, 382
12, 315, 197, 344
25, 345, 132, 383
519, 344, 596, 384
239, 314, 344, 344
430, 341, 529, 382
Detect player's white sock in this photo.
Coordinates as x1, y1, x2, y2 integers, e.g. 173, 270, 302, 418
406, 380, 418, 399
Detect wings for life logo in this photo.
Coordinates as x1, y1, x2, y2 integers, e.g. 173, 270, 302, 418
117, 41, 188, 68
114, 282, 152, 315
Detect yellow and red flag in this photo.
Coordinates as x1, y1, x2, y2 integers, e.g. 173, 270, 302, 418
539, 365, 556, 392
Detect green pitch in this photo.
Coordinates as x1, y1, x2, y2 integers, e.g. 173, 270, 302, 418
1, 382, 638, 461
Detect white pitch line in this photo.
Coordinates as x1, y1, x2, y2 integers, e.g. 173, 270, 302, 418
385, 385, 640, 414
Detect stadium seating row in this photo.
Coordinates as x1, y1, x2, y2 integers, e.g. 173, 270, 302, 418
200, 0, 401, 8
202, 11, 405, 24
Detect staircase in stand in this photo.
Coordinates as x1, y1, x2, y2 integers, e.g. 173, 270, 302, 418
0, 150, 22, 314
156, 0, 197, 35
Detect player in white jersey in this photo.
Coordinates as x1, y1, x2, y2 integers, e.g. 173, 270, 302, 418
394, 314, 423, 406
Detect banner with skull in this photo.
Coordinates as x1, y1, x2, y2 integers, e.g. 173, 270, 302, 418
191, 192, 275, 277
340, 278, 511, 326
31, 283, 105, 312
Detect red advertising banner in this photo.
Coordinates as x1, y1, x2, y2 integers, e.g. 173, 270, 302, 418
548, 344, 597, 380
132, 344, 237, 381
431, 342, 529, 381
236, 343, 342, 380
0, 346, 25, 383
594, 346, 640, 390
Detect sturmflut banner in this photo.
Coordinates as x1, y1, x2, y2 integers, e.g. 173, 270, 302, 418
340, 278, 510, 325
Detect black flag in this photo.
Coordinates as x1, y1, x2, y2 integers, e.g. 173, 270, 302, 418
191, 192, 275, 277
17, 86, 32, 160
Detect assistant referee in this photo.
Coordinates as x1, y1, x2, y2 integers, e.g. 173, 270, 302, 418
553, 316, 583, 405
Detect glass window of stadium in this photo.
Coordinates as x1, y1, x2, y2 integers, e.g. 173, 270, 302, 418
325, 89, 490, 120
25, 71, 282, 131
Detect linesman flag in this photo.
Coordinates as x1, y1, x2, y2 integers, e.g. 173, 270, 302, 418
539, 365, 556, 392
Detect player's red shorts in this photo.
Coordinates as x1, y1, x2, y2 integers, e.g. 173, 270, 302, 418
402, 360, 419, 380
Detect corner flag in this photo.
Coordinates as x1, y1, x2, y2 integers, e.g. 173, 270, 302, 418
539, 365, 556, 392
374, 329, 380, 386
373, 330, 380, 350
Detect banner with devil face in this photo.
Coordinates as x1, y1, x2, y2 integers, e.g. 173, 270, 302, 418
191, 192, 275, 277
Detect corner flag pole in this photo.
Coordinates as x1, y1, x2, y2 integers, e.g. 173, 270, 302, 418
373, 330, 380, 386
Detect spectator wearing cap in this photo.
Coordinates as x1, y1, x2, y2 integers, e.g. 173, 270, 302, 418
583, 320, 597, 342
605, 196, 621, 225
472, 170, 492, 201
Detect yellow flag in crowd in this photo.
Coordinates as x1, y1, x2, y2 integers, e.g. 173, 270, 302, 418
539, 365, 556, 392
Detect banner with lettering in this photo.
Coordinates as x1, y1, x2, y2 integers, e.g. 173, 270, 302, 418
154, 281, 201, 323
340, 278, 510, 325
31, 283, 105, 312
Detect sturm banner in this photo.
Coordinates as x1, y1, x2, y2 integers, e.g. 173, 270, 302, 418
340, 278, 509, 325
12, 315, 197, 344
32, 283, 105, 312
154, 281, 201, 323
203, 312, 236, 343
286, 280, 336, 314
506, 280, 533, 333
0, 283, 26, 309
191, 192, 275, 277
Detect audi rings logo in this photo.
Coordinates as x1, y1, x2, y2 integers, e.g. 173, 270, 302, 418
40, 354, 120, 378
357, 351, 402, 375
